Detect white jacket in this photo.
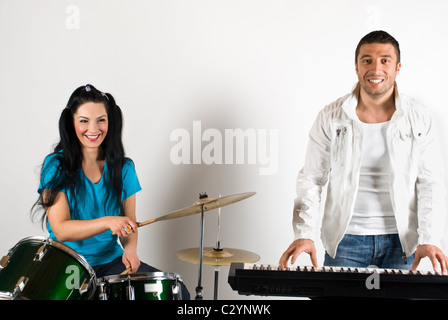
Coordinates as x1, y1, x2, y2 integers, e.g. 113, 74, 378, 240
293, 84, 446, 258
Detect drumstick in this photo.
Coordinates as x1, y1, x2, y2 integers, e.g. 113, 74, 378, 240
112, 192, 255, 235
137, 219, 156, 227
120, 267, 132, 275
111, 220, 155, 236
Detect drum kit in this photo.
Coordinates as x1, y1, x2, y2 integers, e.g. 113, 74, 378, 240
0, 191, 259, 300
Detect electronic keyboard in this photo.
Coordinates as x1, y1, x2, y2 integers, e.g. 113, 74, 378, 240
228, 262, 448, 299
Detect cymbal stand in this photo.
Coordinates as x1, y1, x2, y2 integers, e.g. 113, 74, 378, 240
213, 198, 223, 300
215, 195, 223, 251
195, 203, 206, 300
213, 265, 220, 300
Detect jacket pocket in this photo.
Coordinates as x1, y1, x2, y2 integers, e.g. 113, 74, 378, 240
398, 121, 424, 142
394, 123, 422, 174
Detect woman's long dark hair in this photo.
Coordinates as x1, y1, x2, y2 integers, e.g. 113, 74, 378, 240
31, 84, 127, 228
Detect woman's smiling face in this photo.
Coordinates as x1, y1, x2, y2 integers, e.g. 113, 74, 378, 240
73, 102, 108, 151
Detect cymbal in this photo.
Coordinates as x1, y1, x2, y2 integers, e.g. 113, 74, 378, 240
176, 247, 260, 266
138, 192, 256, 228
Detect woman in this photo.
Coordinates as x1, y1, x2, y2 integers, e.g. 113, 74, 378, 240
31, 84, 189, 299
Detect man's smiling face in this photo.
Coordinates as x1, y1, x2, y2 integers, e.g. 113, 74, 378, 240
356, 42, 401, 99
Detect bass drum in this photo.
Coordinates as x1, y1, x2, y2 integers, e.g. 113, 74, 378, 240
0, 236, 96, 300
96, 272, 183, 300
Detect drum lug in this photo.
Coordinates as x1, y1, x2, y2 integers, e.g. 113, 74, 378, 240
79, 278, 90, 295
34, 245, 47, 262
0, 255, 10, 269
12, 276, 29, 298
97, 282, 108, 300
126, 285, 135, 300
172, 283, 180, 300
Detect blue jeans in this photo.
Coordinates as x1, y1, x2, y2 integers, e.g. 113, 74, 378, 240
93, 256, 160, 277
324, 234, 414, 269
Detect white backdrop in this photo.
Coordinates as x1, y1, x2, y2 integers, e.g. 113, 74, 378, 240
0, 0, 447, 300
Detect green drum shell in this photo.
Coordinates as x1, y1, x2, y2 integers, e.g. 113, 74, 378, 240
98, 272, 183, 300
0, 236, 96, 300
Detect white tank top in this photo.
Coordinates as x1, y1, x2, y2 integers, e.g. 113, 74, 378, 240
346, 121, 398, 235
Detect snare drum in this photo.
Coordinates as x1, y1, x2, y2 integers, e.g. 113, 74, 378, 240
0, 236, 96, 300
96, 272, 183, 300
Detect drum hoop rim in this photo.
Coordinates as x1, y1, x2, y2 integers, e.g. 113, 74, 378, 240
0, 291, 13, 300
100, 272, 183, 283
11, 236, 96, 281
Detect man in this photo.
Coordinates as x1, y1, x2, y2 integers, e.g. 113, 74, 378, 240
279, 31, 448, 273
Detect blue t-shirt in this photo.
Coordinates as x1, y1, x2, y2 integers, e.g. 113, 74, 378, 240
38, 153, 142, 266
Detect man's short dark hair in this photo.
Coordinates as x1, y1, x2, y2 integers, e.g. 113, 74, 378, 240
355, 30, 400, 64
